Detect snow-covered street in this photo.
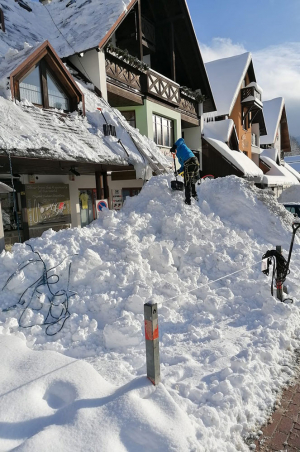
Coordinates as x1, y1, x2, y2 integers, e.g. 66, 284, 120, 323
1, 176, 300, 451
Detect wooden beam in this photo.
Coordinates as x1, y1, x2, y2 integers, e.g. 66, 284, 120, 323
136, 0, 143, 61
170, 22, 176, 82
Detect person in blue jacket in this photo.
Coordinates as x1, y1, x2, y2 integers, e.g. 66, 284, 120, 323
170, 138, 200, 205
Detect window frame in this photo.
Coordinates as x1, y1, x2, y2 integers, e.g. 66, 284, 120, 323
152, 114, 174, 148
19, 59, 71, 112
10, 42, 84, 115
121, 110, 136, 128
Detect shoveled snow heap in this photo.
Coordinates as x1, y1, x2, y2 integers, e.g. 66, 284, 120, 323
1, 176, 300, 451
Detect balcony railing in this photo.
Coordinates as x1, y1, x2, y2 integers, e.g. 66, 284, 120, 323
241, 86, 262, 103
144, 69, 180, 105
105, 53, 199, 119
105, 53, 142, 92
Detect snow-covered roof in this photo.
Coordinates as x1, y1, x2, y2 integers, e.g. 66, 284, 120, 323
204, 52, 252, 118
260, 98, 284, 146
0, 0, 134, 59
202, 119, 236, 143
260, 148, 279, 163
284, 162, 300, 182
260, 155, 299, 187
0, 181, 13, 193
204, 137, 263, 180
0, 79, 170, 175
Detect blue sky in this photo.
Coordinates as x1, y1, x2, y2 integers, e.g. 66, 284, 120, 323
187, 0, 300, 51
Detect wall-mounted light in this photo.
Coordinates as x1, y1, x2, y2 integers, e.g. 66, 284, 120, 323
79, 52, 84, 58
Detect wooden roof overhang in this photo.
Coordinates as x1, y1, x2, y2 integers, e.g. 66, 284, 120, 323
252, 110, 267, 137
280, 106, 291, 153
10, 41, 85, 115
0, 154, 133, 176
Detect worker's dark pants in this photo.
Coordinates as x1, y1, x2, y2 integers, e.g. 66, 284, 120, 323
184, 157, 199, 204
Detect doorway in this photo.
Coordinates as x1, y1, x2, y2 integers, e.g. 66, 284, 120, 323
79, 189, 96, 227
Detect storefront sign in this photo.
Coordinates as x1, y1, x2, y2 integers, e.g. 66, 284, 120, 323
25, 184, 71, 227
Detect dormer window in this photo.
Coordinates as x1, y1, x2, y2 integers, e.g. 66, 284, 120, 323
18, 61, 71, 112
11, 41, 84, 115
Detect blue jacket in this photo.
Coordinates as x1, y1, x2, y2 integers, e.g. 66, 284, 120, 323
175, 138, 195, 173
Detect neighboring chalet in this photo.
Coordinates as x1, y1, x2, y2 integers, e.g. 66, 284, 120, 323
0, 3, 169, 247
259, 98, 299, 196
201, 53, 266, 182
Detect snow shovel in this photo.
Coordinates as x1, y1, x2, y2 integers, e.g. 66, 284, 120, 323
171, 154, 184, 191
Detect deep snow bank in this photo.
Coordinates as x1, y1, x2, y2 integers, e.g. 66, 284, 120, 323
1, 175, 300, 451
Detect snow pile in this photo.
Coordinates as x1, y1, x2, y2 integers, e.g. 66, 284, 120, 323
1, 176, 300, 451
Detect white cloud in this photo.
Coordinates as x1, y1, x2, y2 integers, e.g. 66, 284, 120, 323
200, 38, 300, 136
200, 38, 247, 62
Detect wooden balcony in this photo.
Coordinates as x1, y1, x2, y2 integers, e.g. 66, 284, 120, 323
144, 69, 180, 106
105, 53, 142, 92
105, 53, 199, 123
241, 86, 263, 110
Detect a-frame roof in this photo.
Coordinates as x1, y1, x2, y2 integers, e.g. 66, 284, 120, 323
204, 52, 254, 118
260, 98, 284, 145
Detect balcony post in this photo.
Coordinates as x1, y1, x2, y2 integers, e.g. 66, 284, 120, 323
170, 22, 176, 82
136, 0, 143, 62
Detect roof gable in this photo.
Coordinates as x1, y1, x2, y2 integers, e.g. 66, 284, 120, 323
8, 40, 84, 113
204, 52, 253, 117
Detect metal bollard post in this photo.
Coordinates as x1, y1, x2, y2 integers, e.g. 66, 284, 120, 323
144, 302, 160, 385
276, 245, 284, 302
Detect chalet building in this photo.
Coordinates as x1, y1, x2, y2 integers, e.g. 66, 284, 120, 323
201, 53, 266, 182
0, 0, 215, 232
55, 0, 216, 189
259, 98, 299, 196
0, 9, 169, 247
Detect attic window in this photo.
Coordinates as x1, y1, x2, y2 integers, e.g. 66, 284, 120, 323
0, 8, 5, 32
15, 0, 32, 12
19, 61, 71, 112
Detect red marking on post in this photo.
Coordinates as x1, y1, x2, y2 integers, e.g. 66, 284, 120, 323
277, 282, 283, 289
144, 321, 159, 341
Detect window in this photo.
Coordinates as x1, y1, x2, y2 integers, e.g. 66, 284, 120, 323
122, 188, 141, 201
121, 111, 136, 128
251, 133, 259, 147
46, 69, 69, 110
20, 65, 42, 105
152, 114, 174, 147
19, 61, 70, 111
